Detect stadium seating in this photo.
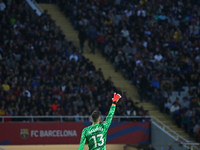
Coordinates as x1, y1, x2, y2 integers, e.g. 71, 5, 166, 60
58, 0, 200, 142
0, 0, 146, 123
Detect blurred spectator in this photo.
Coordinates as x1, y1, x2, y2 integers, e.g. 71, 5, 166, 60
2, 80, 10, 91
180, 97, 190, 109
164, 98, 172, 114
104, 42, 113, 60
154, 52, 163, 62
3, 111, 11, 122
0, 0, 6, 11
193, 121, 200, 141
69, 51, 79, 62
87, 26, 97, 54
170, 102, 180, 114
114, 51, 125, 72
78, 28, 87, 53
52, 101, 59, 112
121, 27, 129, 42
0, 106, 5, 116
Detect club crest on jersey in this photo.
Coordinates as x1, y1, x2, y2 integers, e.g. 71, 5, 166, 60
88, 127, 103, 134
20, 129, 29, 139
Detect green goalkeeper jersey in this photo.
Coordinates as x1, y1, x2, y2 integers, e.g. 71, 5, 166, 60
78, 104, 116, 150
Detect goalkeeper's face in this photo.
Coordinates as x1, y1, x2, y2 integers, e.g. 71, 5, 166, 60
91, 110, 101, 123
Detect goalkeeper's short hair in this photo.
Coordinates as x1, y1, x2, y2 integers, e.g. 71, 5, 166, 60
91, 110, 101, 123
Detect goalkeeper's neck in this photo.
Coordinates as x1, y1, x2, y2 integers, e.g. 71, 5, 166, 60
92, 122, 100, 125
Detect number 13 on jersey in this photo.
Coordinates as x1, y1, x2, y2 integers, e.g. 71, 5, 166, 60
91, 134, 104, 148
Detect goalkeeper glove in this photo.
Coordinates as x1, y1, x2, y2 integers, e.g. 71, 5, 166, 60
112, 93, 121, 105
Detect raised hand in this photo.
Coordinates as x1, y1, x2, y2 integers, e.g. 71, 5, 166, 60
112, 93, 121, 103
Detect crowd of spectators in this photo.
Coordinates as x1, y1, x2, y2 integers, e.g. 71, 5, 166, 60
58, 0, 200, 141
0, 0, 148, 122
162, 87, 200, 141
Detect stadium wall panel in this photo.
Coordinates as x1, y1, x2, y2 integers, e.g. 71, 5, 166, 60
0, 122, 150, 145
151, 122, 188, 150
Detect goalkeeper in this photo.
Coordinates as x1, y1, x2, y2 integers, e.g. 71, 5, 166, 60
78, 93, 121, 150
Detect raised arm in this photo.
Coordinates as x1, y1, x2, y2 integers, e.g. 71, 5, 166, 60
105, 93, 121, 129
78, 128, 86, 150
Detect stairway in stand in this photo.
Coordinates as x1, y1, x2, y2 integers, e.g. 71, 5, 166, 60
39, 4, 192, 141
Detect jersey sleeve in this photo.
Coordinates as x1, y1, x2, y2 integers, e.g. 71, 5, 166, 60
104, 104, 116, 130
78, 128, 86, 150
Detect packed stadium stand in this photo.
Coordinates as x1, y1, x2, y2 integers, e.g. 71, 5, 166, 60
0, 0, 147, 124
56, 0, 200, 142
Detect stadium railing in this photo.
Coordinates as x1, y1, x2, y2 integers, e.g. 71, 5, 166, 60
0, 115, 151, 123
26, 0, 43, 15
